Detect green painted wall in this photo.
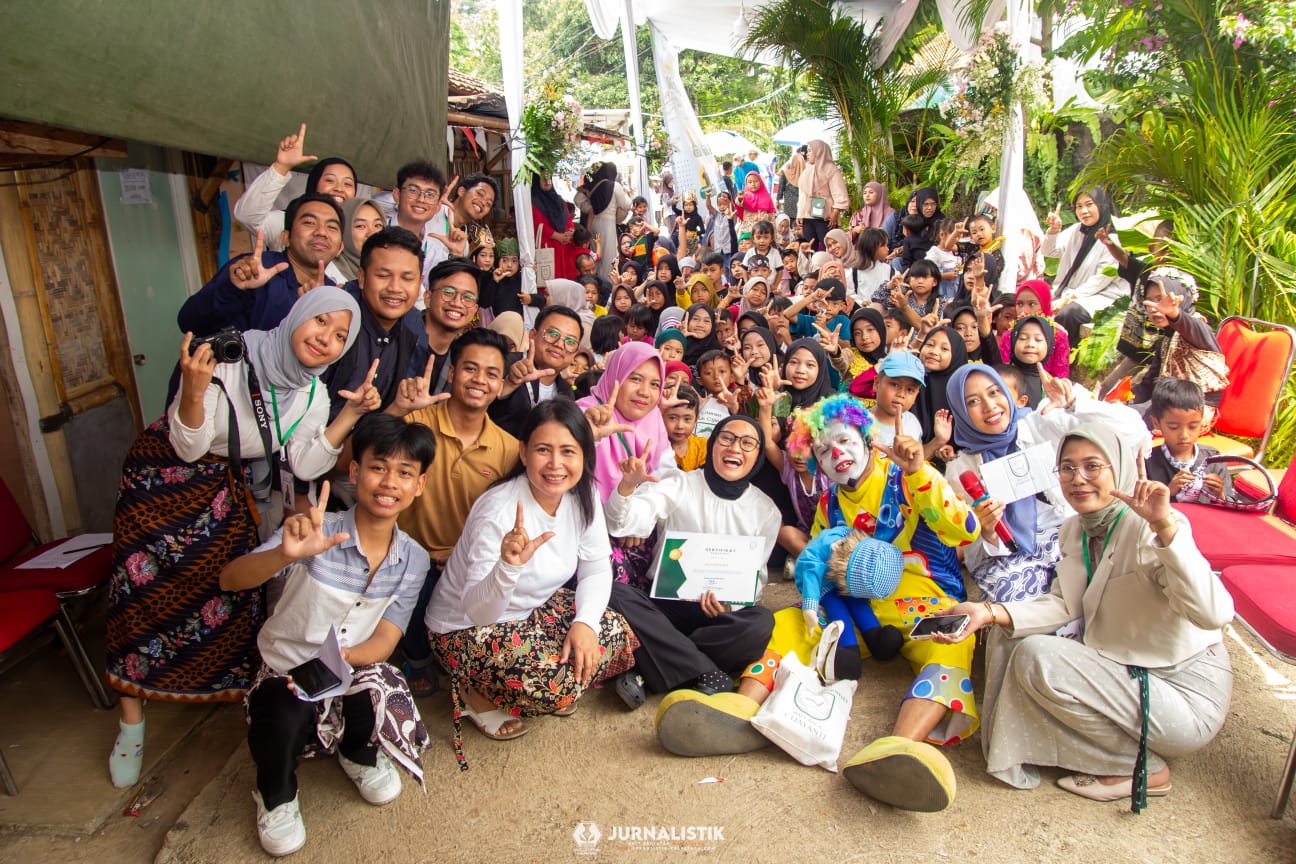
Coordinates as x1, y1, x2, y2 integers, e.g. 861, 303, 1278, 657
96, 143, 192, 422
1, 1, 450, 184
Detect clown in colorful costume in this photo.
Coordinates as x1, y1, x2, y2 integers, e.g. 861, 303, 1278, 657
656, 394, 981, 812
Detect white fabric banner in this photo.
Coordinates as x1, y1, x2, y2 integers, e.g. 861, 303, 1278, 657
498, 0, 537, 295
649, 23, 721, 210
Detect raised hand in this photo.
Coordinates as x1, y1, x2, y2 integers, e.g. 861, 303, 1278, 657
812, 320, 840, 355
890, 327, 915, 353
1110, 470, 1173, 527
754, 383, 781, 413
274, 123, 318, 172
388, 354, 449, 417
338, 359, 382, 416
616, 438, 659, 496
1046, 205, 1062, 234
875, 413, 924, 475
500, 501, 555, 567
508, 337, 559, 388
728, 353, 750, 385
297, 259, 329, 298
1039, 363, 1074, 410
282, 481, 350, 561
585, 382, 633, 441
716, 386, 740, 414
759, 363, 788, 392
1143, 285, 1183, 326
230, 231, 288, 291
933, 408, 953, 444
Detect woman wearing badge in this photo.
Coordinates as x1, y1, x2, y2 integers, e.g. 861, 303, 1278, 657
937, 424, 1234, 809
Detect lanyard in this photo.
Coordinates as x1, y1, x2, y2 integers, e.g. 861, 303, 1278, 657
1082, 506, 1129, 584
268, 379, 317, 447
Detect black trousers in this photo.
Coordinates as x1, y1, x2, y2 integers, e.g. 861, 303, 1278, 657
608, 582, 775, 693
247, 678, 376, 809
397, 560, 442, 665
800, 217, 831, 251
1055, 303, 1092, 348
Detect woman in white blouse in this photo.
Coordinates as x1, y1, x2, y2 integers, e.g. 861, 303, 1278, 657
426, 400, 639, 759
938, 424, 1233, 811
106, 287, 371, 788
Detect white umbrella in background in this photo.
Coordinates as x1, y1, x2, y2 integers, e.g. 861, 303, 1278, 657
703, 129, 760, 160
772, 117, 841, 147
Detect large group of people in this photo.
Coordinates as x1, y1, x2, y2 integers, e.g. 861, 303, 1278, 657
104, 124, 1238, 857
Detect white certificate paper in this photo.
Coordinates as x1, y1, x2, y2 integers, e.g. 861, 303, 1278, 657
650, 531, 763, 605
980, 442, 1060, 503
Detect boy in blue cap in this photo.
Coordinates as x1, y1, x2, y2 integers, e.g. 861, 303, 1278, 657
870, 351, 926, 448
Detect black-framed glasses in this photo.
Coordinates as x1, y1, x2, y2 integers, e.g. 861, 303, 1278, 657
715, 431, 760, 453
437, 286, 478, 305
540, 328, 580, 353
1055, 461, 1111, 481
402, 184, 441, 202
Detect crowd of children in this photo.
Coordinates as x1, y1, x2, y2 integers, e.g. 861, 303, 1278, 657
102, 128, 1244, 855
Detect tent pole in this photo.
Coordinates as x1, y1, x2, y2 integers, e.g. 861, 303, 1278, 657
622, 0, 651, 198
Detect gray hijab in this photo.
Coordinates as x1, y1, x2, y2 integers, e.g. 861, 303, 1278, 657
242, 286, 361, 415
1058, 422, 1137, 539
335, 196, 381, 282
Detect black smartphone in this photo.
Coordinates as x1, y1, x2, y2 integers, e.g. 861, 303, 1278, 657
909, 614, 971, 640
287, 658, 342, 698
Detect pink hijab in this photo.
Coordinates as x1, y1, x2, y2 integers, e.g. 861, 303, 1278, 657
575, 341, 671, 502
739, 174, 777, 218
850, 181, 894, 229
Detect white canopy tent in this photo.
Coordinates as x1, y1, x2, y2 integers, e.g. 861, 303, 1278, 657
773, 117, 842, 147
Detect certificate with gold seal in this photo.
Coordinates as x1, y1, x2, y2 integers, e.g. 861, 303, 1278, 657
650, 531, 764, 605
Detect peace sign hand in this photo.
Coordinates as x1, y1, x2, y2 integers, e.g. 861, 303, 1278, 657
874, 413, 924, 475
508, 337, 558, 387
1111, 458, 1173, 526
338, 359, 382, 417
1039, 363, 1074, 411
387, 354, 449, 417
759, 363, 787, 392
274, 122, 318, 172
728, 353, 749, 385
584, 382, 633, 442
812, 320, 840, 354
281, 481, 350, 562
616, 438, 660, 496
298, 260, 329, 297
500, 501, 555, 567
230, 231, 288, 291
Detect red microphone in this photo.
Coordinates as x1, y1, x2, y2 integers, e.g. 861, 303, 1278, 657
959, 470, 1019, 554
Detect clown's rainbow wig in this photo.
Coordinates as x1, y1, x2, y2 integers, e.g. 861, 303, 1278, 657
785, 394, 875, 473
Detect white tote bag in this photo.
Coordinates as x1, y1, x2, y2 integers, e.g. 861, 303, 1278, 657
534, 225, 556, 287
750, 651, 856, 772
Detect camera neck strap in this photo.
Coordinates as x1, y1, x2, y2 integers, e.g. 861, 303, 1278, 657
242, 363, 284, 481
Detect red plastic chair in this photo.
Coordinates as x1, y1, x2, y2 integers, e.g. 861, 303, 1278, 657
1, 588, 110, 795
1195, 316, 1296, 463
1175, 449, 1296, 569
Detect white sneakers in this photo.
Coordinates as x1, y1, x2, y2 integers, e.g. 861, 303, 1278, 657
338, 751, 402, 806
254, 791, 306, 858
253, 752, 401, 856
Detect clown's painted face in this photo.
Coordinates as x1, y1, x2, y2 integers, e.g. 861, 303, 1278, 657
813, 420, 869, 487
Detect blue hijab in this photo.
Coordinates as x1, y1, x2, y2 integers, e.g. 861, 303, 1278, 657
945, 364, 1037, 554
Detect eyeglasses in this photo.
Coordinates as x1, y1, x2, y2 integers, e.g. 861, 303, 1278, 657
540, 328, 580, 353
402, 184, 442, 202
715, 431, 760, 453
1055, 461, 1111, 481
437, 286, 478, 305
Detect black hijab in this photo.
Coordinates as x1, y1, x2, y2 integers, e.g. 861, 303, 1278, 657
740, 326, 780, 387
531, 175, 569, 230
1055, 186, 1115, 295
587, 163, 619, 215
944, 303, 986, 362
849, 307, 888, 364
889, 190, 919, 248
737, 310, 770, 333
784, 338, 835, 409
914, 186, 944, 237
682, 303, 721, 367
656, 254, 681, 284
704, 415, 766, 500
306, 158, 356, 196
914, 325, 970, 442
1009, 315, 1056, 408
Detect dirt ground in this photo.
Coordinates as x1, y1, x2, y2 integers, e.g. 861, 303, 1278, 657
2, 580, 1294, 864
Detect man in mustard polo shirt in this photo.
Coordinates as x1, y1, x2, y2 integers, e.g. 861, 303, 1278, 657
386, 327, 519, 694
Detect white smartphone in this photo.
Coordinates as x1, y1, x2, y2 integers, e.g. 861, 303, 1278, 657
909, 614, 971, 641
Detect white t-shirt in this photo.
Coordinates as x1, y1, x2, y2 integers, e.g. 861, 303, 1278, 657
693, 395, 731, 438
426, 475, 613, 633
926, 245, 962, 277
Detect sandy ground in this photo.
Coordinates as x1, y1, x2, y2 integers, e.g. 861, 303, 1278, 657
3, 580, 1294, 864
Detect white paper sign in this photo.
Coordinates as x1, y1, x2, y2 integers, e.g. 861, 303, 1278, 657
296, 624, 354, 702
120, 169, 152, 205
16, 533, 113, 569
980, 442, 1060, 504
650, 531, 763, 606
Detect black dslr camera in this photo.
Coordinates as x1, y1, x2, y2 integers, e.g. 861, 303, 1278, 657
188, 327, 244, 363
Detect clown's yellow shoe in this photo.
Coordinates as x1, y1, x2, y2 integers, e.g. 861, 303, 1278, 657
841, 736, 956, 812
655, 690, 770, 757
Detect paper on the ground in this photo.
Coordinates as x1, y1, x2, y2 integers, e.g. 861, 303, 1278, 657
16, 533, 113, 569
300, 624, 354, 702
650, 531, 763, 606
980, 442, 1060, 503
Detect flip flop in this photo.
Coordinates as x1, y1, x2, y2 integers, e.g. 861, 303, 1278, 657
841, 736, 957, 812
401, 660, 438, 698
554, 703, 579, 717
461, 703, 528, 741
1057, 774, 1172, 802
